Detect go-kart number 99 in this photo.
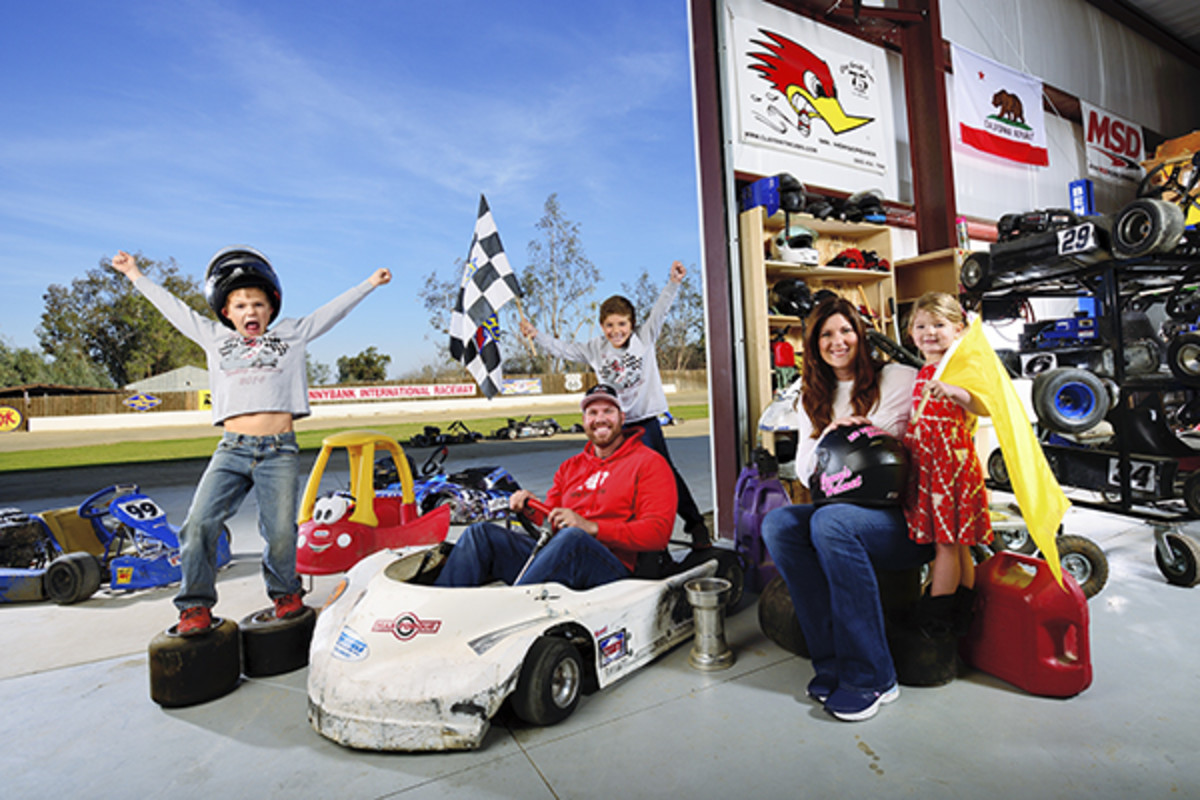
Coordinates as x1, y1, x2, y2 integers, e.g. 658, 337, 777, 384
117, 498, 165, 521
1057, 223, 1095, 256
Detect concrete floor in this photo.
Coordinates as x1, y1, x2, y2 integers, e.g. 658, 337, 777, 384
2, 430, 1199, 798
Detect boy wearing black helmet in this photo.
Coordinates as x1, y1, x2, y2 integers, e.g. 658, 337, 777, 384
111, 248, 391, 636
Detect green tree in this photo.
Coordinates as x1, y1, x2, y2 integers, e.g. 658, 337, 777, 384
337, 346, 391, 383
513, 194, 601, 372
621, 266, 707, 372
307, 353, 333, 386
37, 254, 208, 387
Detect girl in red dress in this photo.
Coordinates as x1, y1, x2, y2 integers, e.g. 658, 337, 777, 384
903, 292, 992, 635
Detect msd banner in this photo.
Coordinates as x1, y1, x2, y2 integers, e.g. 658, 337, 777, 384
308, 384, 476, 402
1080, 100, 1144, 185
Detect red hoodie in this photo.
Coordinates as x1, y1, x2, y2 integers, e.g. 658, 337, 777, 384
544, 427, 678, 570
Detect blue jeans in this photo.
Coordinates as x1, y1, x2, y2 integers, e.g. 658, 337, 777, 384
628, 416, 704, 531
435, 522, 631, 590
175, 432, 302, 611
761, 503, 932, 693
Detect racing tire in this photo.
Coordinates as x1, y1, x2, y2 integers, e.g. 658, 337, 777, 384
148, 617, 241, 707
511, 636, 583, 726
1153, 532, 1200, 588
44, 552, 103, 605
712, 549, 746, 613
1112, 198, 1185, 258
959, 251, 991, 293
1055, 534, 1108, 599
986, 448, 1011, 490
239, 605, 317, 678
1168, 332, 1200, 387
757, 575, 809, 658
1031, 368, 1107, 434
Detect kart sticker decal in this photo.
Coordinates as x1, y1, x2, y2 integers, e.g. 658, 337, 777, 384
373, 612, 442, 641
332, 626, 369, 661
468, 613, 556, 656
598, 629, 629, 667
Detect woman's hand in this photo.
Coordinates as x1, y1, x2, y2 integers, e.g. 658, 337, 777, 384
822, 415, 871, 437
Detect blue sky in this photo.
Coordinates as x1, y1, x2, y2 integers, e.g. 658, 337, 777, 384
1, 1, 701, 378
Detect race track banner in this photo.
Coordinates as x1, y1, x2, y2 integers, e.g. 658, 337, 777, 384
952, 44, 1048, 167
1080, 99, 1144, 185
730, 6, 890, 177
308, 384, 476, 402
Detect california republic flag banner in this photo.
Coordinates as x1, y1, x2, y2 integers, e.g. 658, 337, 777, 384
449, 195, 522, 399
952, 44, 1049, 167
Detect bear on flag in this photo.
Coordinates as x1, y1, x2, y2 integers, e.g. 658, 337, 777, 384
449, 195, 522, 398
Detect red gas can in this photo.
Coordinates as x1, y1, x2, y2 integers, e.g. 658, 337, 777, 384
961, 552, 1092, 697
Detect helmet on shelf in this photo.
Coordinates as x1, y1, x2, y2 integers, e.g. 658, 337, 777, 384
770, 277, 814, 319
810, 422, 909, 507
204, 246, 282, 329
771, 224, 820, 265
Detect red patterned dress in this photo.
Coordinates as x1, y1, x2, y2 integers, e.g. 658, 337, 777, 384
902, 362, 992, 546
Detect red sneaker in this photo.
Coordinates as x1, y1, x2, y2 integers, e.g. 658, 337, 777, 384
274, 592, 304, 619
177, 606, 213, 636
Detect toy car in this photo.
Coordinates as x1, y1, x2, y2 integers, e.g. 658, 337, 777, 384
306, 510, 744, 751
296, 430, 451, 576
0, 484, 230, 604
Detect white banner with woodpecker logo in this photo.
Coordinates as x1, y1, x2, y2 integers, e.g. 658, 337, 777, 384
952, 43, 1048, 167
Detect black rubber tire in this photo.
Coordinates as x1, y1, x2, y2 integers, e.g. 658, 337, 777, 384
1031, 368, 1107, 434
148, 617, 241, 707
757, 576, 809, 658
712, 549, 746, 613
239, 605, 317, 677
1154, 532, 1200, 587
889, 622, 958, 688
1112, 198, 1185, 258
45, 552, 102, 605
1168, 332, 1200, 387
510, 636, 583, 726
1184, 471, 1200, 519
1056, 534, 1108, 599
959, 251, 991, 292
986, 448, 1011, 490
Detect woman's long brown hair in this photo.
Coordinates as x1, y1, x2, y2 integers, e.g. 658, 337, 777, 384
800, 295, 882, 437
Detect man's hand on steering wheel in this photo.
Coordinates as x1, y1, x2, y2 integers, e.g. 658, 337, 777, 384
546, 507, 598, 536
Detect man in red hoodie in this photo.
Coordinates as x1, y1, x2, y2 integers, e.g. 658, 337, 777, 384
434, 384, 678, 590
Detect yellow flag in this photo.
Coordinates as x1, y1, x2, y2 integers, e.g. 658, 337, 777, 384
933, 317, 1070, 585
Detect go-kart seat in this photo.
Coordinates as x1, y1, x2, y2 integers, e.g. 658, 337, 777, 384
38, 508, 105, 557
632, 549, 672, 579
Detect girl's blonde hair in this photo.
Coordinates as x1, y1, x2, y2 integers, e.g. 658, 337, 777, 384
908, 291, 965, 332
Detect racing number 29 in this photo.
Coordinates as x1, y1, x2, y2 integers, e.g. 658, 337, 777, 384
1057, 223, 1095, 256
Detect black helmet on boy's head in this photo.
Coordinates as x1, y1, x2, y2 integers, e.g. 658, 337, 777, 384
810, 422, 909, 506
205, 246, 282, 329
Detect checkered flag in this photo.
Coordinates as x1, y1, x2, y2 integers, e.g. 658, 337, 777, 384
449, 195, 522, 398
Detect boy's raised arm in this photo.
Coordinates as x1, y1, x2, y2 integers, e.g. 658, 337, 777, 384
111, 250, 145, 282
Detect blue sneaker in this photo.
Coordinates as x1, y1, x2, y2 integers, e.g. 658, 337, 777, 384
806, 674, 837, 704
824, 684, 900, 721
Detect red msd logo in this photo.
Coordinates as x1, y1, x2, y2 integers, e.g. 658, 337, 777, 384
372, 612, 442, 641
1086, 110, 1142, 161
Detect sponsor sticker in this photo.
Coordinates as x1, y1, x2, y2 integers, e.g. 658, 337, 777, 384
372, 613, 442, 641
332, 627, 369, 661
598, 629, 629, 667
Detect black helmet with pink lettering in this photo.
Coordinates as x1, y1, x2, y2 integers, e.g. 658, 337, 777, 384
810, 422, 909, 507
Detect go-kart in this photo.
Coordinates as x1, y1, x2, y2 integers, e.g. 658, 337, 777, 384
306, 500, 745, 751
296, 430, 451, 576
373, 444, 522, 526
489, 415, 563, 440
0, 484, 230, 604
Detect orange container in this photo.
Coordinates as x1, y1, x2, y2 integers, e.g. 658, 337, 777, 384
961, 552, 1092, 697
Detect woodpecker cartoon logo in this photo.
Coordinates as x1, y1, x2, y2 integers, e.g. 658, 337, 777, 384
747, 29, 873, 137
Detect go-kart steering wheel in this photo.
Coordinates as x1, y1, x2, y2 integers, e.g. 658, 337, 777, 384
511, 497, 553, 539
420, 446, 448, 477
78, 484, 139, 519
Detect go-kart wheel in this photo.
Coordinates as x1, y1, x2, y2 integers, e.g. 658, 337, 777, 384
1184, 471, 1200, 518
712, 549, 746, 613
1112, 198, 1185, 258
991, 523, 1038, 555
239, 605, 317, 677
986, 448, 1011, 490
959, 251, 991, 292
1031, 368, 1107, 434
1153, 531, 1200, 587
1056, 534, 1108, 599
757, 575, 809, 658
44, 552, 103, 604
149, 616, 240, 707
511, 636, 583, 726
1167, 332, 1200, 386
